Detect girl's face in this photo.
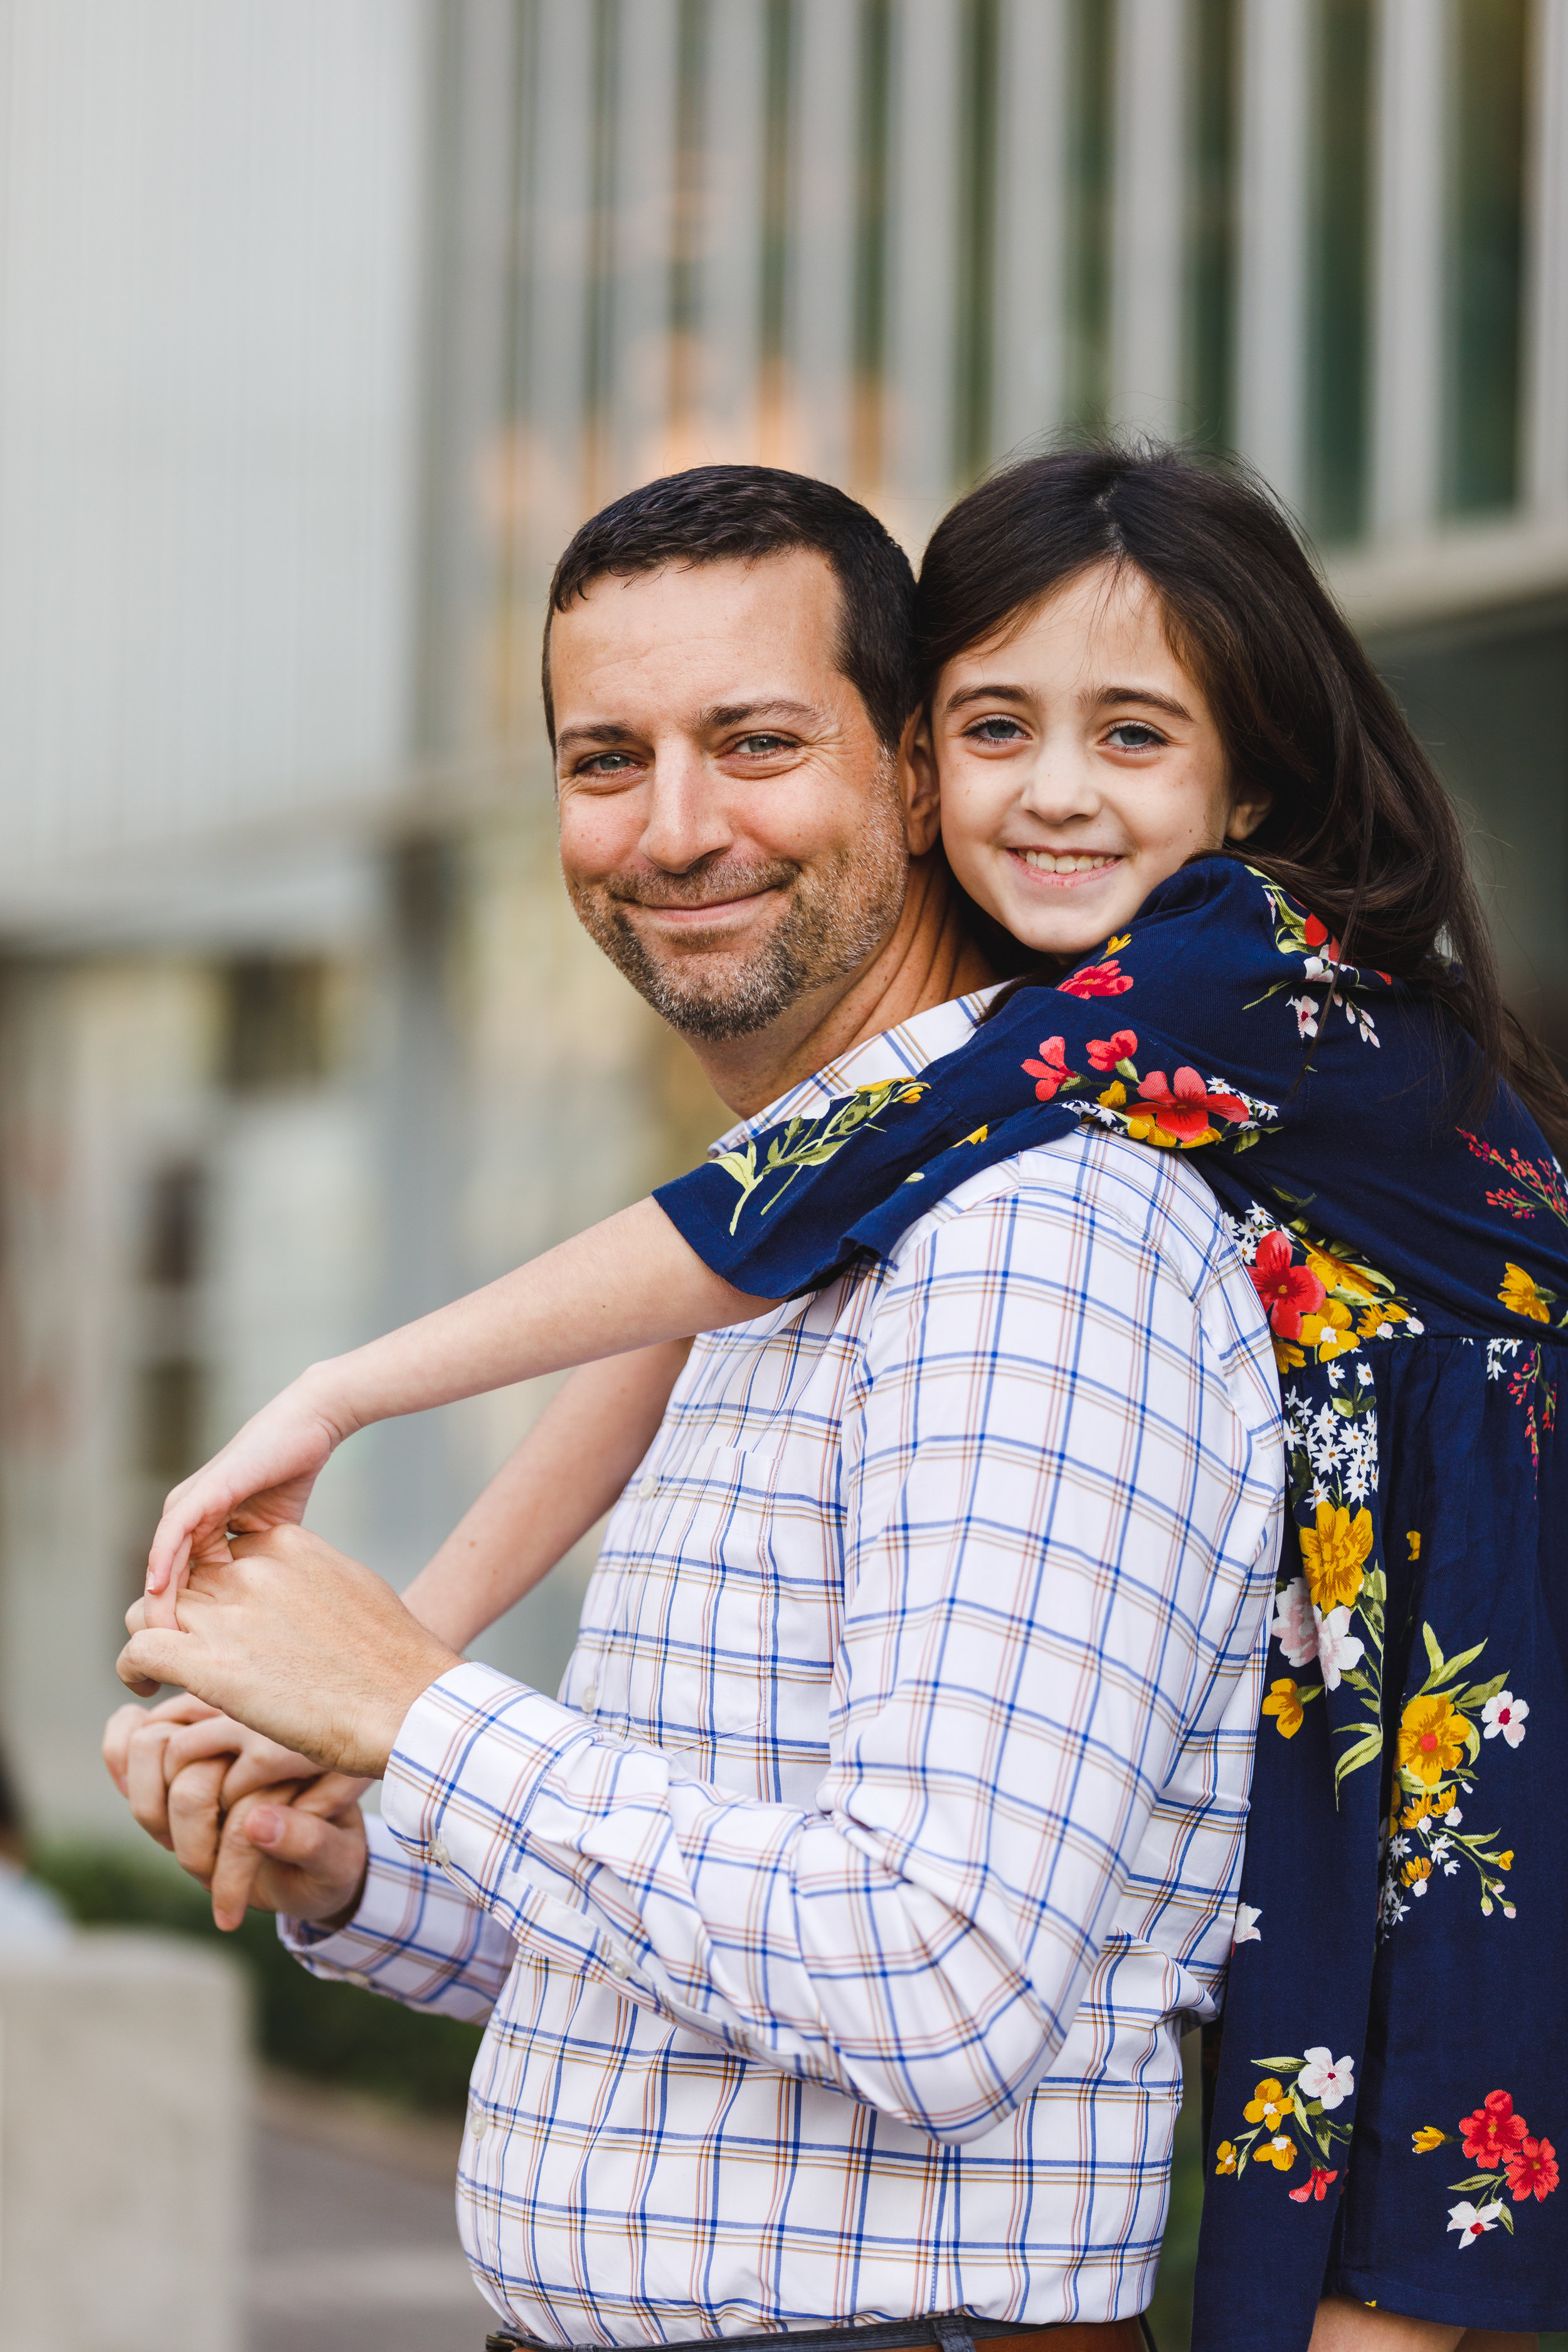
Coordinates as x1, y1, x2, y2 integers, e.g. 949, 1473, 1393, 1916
924, 559, 1269, 961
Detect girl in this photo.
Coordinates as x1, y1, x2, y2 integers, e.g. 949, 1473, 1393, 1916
122, 448, 1566, 2352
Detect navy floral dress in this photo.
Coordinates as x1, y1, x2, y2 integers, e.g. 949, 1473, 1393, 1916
655, 858, 1566, 2350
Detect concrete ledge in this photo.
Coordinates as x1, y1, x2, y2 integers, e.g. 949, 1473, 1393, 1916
0, 1931, 247, 2352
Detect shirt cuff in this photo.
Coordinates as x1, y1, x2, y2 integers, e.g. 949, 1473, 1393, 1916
382, 1660, 594, 1878
280, 1813, 440, 1986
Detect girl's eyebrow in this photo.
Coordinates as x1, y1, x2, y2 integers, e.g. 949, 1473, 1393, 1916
943, 682, 1032, 712
1083, 684, 1194, 722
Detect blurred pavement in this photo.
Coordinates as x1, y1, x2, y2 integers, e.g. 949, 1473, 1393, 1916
251, 2075, 490, 2352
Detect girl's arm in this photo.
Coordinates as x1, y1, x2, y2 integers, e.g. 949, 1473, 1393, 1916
397, 1339, 691, 1649
144, 1200, 771, 1613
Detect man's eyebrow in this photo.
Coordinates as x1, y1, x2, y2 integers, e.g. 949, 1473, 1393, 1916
555, 722, 640, 754
698, 699, 823, 731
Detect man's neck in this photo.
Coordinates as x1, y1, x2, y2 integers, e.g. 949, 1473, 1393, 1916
691, 854, 998, 1120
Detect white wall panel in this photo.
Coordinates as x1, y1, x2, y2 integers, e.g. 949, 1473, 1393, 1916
1369, 0, 1447, 537
788, 0, 860, 484
1234, 0, 1311, 510
992, 0, 1071, 460
1111, 0, 1188, 436
0, 0, 426, 894
1525, 0, 1568, 511
885, 0, 961, 543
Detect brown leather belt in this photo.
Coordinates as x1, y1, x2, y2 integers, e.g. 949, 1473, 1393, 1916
486, 2316, 1155, 2352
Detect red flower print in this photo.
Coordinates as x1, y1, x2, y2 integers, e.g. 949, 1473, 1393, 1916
1058, 958, 1134, 999
1460, 2090, 1530, 2168
1022, 1037, 1070, 1101
1302, 911, 1342, 962
1086, 1029, 1138, 1071
1288, 2166, 1338, 2203
1249, 1231, 1328, 1340
1135, 1066, 1251, 1142
1503, 2135, 1559, 2203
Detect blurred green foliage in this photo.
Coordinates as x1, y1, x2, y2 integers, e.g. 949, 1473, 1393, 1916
33, 1841, 482, 2113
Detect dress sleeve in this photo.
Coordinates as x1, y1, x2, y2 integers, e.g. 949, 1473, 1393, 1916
655, 857, 1335, 1297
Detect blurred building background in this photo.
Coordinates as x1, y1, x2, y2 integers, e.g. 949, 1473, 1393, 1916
1, 0, 1565, 1837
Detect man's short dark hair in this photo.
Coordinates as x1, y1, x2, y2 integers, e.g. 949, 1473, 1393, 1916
542, 465, 918, 754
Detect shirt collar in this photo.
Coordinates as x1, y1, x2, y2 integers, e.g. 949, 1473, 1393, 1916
707, 983, 1004, 1157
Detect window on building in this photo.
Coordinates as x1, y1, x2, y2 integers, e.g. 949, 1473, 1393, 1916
221, 956, 331, 1093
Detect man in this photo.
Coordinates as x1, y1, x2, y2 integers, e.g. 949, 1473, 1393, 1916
117, 469, 1282, 2351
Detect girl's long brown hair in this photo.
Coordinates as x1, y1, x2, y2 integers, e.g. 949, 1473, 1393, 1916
918, 443, 1568, 1151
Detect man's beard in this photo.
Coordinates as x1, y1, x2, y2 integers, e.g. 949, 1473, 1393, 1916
568, 794, 909, 1042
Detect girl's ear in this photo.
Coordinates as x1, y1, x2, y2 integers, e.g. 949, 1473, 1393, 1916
898, 707, 941, 856
1226, 781, 1272, 844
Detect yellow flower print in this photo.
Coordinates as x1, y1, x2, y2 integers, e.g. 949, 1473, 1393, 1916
1305, 1244, 1382, 1301
958, 1126, 990, 1145
1495, 1850, 1514, 1870
1214, 2141, 1237, 2176
1397, 1692, 1468, 1787
1411, 2127, 1447, 2154
1299, 1500, 1374, 1613
1400, 1794, 1431, 1830
1273, 1340, 1307, 1374
1255, 2135, 1298, 2172
1402, 1856, 1432, 1889
1098, 1083, 1127, 1108
1106, 933, 1131, 953
1500, 1261, 1550, 1323
1262, 1678, 1305, 1737
1430, 1785, 1455, 1814
1406, 1532, 1421, 1561
1244, 2079, 1291, 2129
1300, 1298, 1360, 1361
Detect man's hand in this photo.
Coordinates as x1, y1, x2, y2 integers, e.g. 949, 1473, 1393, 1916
117, 1525, 461, 1779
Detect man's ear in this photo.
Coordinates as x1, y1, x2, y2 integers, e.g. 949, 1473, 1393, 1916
898, 708, 941, 857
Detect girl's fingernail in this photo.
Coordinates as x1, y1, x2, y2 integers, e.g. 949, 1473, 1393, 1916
248, 1808, 282, 1844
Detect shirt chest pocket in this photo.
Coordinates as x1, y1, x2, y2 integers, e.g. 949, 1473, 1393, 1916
622, 1439, 833, 1742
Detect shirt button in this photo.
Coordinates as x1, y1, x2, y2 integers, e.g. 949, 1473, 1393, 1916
430, 1837, 451, 1870
470, 2110, 488, 2139
637, 1473, 657, 1500
581, 1683, 598, 1712
342, 1969, 371, 1991
606, 1947, 631, 1979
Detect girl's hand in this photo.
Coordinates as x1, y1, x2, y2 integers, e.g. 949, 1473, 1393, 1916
142, 1370, 355, 1623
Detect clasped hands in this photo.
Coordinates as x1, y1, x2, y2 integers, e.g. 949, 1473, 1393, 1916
107, 1525, 460, 1931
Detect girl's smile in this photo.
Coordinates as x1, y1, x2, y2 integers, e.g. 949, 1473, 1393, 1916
919, 560, 1270, 960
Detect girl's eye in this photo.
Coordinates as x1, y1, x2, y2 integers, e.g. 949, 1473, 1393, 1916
1104, 721, 1165, 751
965, 716, 1026, 744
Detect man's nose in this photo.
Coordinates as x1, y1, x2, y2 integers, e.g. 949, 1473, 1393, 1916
637, 741, 736, 873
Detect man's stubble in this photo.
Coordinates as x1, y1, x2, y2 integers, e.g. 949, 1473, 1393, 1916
567, 773, 911, 1043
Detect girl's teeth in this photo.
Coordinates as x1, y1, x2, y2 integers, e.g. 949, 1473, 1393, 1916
1020, 851, 1116, 874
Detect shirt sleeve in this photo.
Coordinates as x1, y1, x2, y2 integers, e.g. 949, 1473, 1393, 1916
278, 1812, 516, 2025
655, 856, 1329, 1296
378, 1148, 1279, 2144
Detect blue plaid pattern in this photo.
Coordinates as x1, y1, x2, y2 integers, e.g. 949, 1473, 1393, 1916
285, 998, 1283, 2346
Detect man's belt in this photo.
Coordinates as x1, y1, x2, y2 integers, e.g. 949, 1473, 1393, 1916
486, 2312, 1157, 2352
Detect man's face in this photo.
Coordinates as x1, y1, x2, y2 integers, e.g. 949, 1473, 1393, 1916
550, 551, 911, 1042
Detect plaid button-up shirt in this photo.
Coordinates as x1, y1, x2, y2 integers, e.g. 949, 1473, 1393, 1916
286, 992, 1283, 2344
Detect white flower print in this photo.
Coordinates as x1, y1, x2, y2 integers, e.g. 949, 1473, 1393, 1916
1448, 2200, 1504, 2246
1232, 1903, 1261, 1946
1313, 1604, 1366, 1692
1298, 2048, 1355, 2109
1288, 993, 1320, 1039
1481, 1691, 1528, 1747
1271, 1577, 1318, 1668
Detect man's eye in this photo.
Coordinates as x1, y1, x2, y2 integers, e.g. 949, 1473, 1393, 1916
581, 752, 638, 775
965, 717, 1025, 744
734, 733, 790, 756
1104, 721, 1163, 750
